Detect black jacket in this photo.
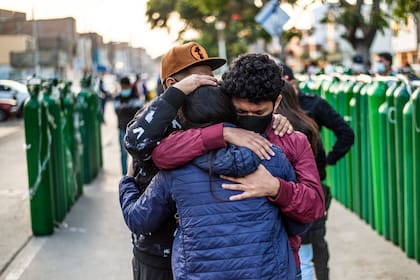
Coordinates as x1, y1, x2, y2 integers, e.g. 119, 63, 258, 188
299, 92, 355, 181
122, 87, 187, 266
114, 93, 142, 131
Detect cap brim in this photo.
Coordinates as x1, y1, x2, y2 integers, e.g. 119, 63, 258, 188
163, 57, 227, 82
185, 58, 227, 72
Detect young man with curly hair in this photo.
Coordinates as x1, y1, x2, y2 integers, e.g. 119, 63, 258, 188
151, 53, 325, 279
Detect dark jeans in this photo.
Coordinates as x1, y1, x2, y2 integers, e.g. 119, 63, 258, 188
296, 266, 302, 280
132, 256, 172, 280
100, 97, 106, 123
119, 130, 128, 175
311, 225, 329, 280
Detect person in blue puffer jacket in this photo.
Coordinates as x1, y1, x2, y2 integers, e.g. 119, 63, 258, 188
119, 86, 298, 279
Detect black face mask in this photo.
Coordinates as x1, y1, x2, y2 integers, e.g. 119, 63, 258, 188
237, 113, 273, 134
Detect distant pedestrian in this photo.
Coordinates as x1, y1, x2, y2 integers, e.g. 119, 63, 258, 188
375, 52, 396, 76
132, 73, 148, 103
156, 75, 164, 97
114, 76, 142, 175
97, 65, 111, 123
351, 55, 367, 75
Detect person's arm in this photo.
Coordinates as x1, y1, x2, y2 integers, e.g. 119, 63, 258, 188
221, 133, 325, 223
152, 125, 275, 169
315, 98, 355, 165
152, 124, 225, 169
119, 173, 174, 235
124, 87, 186, 161
269, 133, 325, 222
124, 75, 217, 161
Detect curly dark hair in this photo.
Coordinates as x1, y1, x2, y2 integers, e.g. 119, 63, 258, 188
221, 53, 284, 103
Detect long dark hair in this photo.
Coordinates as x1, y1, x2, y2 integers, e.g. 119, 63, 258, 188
179, 85, 237, 129
275, 81, 319, 155
180, 85, 236, 201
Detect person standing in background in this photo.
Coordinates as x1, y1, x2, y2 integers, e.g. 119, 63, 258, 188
98, 65, 111, 123
114, 76, 143, 175
156, 75, 164, 97
375, 52, 396, 76
132, 73, 148, 103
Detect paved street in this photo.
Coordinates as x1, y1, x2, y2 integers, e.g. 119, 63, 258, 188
0, 104, 420, 279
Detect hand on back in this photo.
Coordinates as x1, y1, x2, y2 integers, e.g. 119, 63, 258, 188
223, 127, 274, 160
272, 114, 294, 136
172, 74, 217, 95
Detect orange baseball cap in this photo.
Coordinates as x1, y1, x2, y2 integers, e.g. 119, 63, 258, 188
160, 42, 226, 82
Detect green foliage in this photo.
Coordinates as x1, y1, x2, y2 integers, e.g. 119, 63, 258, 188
145, 0, 419, 60
145, 0, 272, 60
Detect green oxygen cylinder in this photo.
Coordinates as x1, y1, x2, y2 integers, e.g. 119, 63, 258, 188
385, 80, 401, 245
316, 78, 327, 96
77, 78, 96, 183
349, 81, 364, 216
42, 82, 69, 223
299, 79, 311, 94
402, 96, 414, 258
340, 79, 355, 211
325, 78, 340, 199
332, 79, 345, 204
60, 82, 78, 206
378, 81, 400, 240
23, 82, 54, 235
412, 87, 420, 262
360, 82, 373, 225
333, 79, 346, 206
65, 82, 84, 197
367, 80, 388, 234
87, 78, 102, 172
336, 79, 354, 209
320, 78, 335, 189
394, 83, 410, 249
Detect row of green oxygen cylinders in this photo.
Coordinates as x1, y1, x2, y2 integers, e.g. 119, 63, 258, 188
298, 74, 420, 263
23, 77, 103, 236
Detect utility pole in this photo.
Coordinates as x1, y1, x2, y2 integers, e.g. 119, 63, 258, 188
215, 21, 228, 74
32, 7, 40, 77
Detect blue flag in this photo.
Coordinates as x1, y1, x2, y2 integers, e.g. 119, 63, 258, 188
255, 0, 290, 36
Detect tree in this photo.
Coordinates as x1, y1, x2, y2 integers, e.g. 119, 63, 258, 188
145, 0, 420, 62
317, 0, 420, 61
145, 0, 270, 61
392, 0, 420, 57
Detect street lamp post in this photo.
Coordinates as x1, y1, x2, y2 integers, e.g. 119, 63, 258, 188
215, 21, 227, 74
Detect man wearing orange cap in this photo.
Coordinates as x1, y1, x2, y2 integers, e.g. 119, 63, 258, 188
120, 42, 288, 280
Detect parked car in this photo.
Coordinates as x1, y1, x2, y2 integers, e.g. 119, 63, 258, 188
0, 80, 30, 117
0, 98, 17, 121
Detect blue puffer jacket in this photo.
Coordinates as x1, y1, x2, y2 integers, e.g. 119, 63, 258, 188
120, 144, 296, 280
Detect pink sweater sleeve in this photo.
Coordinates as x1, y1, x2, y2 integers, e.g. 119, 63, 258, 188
268, 132, 325, 223
152, 123, 226, 169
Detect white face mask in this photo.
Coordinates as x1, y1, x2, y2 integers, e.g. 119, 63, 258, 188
375, 62, 386, 74
353, 63, 365, 73
120, 89, 131, 97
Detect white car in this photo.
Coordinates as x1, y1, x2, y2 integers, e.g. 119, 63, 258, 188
0, 80, 30, 117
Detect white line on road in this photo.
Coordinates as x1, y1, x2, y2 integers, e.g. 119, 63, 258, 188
3, 237, 46, 280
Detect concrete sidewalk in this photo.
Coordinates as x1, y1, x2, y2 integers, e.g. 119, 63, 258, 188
1, 103, 420, 279
0, 105, 132, 280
